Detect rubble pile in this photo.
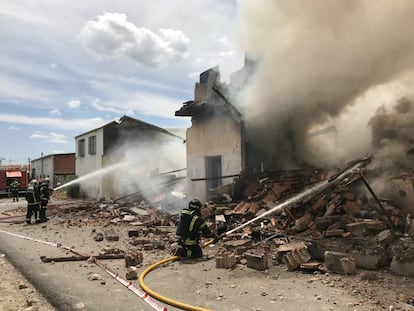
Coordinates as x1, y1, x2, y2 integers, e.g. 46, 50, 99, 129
208, 164, 414, 278
50, 197, 178, 228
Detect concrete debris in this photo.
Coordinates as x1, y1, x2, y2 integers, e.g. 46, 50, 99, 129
104, 229, 119, 241
245, 252, 272, 271
125, 251, 143, 267
125, 267, 138, 280
26, 159, 414, 280
216, 251, 236, 269
324, 251, 356, 275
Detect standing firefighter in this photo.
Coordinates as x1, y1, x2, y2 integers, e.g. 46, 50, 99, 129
175, 199, 219, 259
39, 177, 52, 222
10, 179, 20, 202
25, 179, 41, 224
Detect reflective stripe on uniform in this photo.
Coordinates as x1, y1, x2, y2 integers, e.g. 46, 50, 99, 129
189, 215, 198, 232
183, 239, 197, 245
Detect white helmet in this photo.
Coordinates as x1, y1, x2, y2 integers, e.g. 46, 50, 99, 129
31, 179, 38, 185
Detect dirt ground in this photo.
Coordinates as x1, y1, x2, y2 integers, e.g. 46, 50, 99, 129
0, 254, 55, 311
1, 196, 414, 311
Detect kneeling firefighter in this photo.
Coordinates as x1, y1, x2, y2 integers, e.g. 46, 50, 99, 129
175, 199, 220, 258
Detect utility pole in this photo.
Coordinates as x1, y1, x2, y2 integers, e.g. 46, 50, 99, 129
41, 152, 44, 180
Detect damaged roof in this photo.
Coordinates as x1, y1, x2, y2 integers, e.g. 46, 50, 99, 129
75, 115, 184, 140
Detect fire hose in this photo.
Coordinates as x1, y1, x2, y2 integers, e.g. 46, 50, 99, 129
138, 239, 216, 311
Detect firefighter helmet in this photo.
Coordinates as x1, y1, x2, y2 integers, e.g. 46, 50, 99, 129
188, 199, 203, 211
43, 177, 50, 184
31, 179, 38, 185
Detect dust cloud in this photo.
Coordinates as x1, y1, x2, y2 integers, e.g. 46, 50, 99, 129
234, 0, 414, 169
368, 96, 414, 176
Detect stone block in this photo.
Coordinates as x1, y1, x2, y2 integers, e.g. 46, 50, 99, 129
245, 252, 271, 271
324, 251, 356, 275
390, 239, 414, 277
125, 252, 143, 267
129, 238, 151, 246
104, 229, 119, 241
216, 252, 236, 269
346, 220, 387, 237
282, 248, 311, 271
349, 247, 390, 270
125, 267, 138, 280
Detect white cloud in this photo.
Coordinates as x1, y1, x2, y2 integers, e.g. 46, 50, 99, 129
90, 99, 133, 115
30, 131, 67, 143
49, 108, 61, 115
0, 74, 58, 105
80, 12, 190, 67
87, 92, 183, 119
67, 100, 81, 109
8, 126, 20, 130
0, 113, 105, 131
125, 92, 183, 118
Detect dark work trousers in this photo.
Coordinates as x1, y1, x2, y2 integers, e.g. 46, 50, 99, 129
39, 202, 48, 221
26, 203, 40, 224
12, 190, 19, 202
175, 244, 203, 258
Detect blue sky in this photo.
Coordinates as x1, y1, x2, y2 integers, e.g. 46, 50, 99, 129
0, 0, 244, 164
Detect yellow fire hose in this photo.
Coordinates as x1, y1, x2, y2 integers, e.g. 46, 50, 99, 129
138, 239, 215, 311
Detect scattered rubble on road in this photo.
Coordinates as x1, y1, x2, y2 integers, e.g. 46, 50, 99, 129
2, 156, 414, 308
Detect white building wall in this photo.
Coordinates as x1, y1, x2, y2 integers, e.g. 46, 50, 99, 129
186, 115, 243, 202
75, 128, 104, 198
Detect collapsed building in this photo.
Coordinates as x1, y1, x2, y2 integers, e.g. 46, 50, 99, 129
172, 49, 414, 281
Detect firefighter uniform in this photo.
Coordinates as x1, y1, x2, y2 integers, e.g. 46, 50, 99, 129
10, 180, 20, 202
39, 179, 51, 222
25, 181, 41, 224
175, 199, 218, 258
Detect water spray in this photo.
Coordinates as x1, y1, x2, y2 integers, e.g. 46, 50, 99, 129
53, 161, 136, 191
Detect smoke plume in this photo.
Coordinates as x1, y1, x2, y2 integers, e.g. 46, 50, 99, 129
368, 97, 414, 176
235, 0, 414, 169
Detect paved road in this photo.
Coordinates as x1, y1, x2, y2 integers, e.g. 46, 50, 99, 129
0, 198, 169, 311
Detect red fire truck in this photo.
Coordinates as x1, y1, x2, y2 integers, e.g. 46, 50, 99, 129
0, 166, 29, 197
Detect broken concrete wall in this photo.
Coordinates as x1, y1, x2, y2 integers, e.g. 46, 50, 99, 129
187, 114, 244, 202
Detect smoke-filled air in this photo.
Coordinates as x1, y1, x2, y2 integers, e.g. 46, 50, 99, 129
235, 0, 414, 171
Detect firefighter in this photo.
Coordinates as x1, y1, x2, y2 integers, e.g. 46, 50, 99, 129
39, 177, 52, 222
10, 179, 20, 202
175, 199, 220, 259
25, 179, 41, 225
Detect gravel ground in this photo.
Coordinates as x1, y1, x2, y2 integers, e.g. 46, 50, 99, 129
0, 254, 54, 311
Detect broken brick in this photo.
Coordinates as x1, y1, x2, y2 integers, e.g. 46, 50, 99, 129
216, 252, 236, 269
125, 251, 143, 267
346, 220, 387, 237
324, 251, 356, 275
245, 252, 271, 271
282, 248, 311, 271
